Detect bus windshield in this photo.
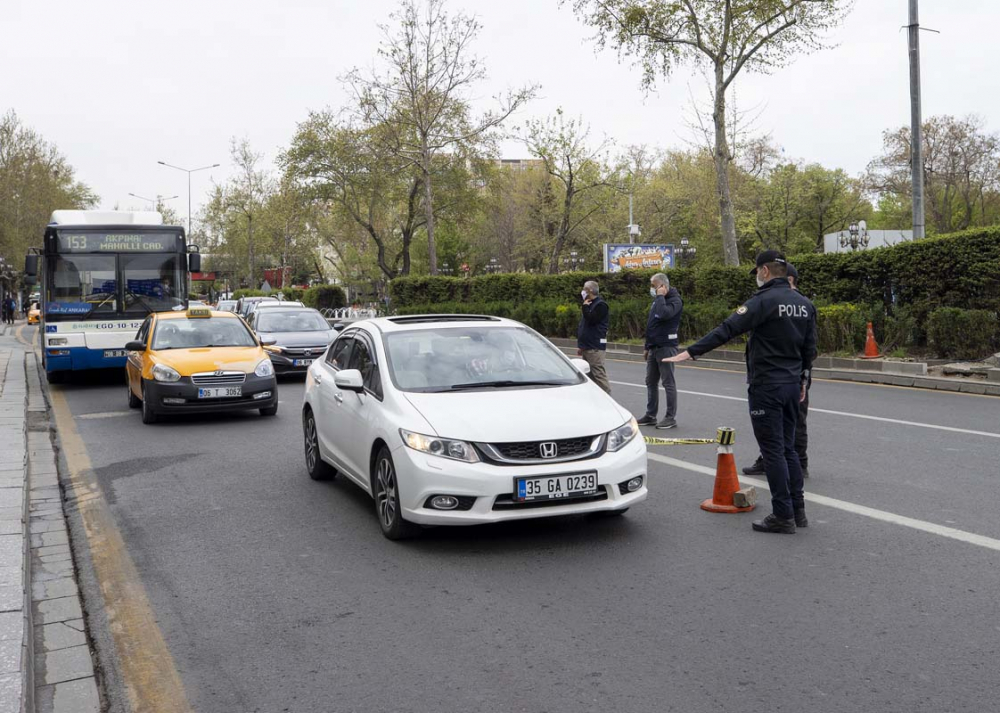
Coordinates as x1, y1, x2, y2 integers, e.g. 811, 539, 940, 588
121, 254, 185, 313
47, 255, 118, 315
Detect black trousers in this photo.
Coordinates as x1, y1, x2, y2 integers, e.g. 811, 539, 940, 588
748, 382, 805, 520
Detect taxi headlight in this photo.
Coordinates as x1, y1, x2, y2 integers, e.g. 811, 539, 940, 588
399, 429, 480, 463
152, 364, 181, 383
254, 359, 275, 377
606, 416, 639, 452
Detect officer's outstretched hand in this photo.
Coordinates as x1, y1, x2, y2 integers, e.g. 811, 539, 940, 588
662, 350, 691, 363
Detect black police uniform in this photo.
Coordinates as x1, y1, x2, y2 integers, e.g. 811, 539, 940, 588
686, 277, 817, 522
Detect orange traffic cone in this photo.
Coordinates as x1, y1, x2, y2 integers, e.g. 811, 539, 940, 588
861, 321, 881, 359
701, 428, 755, 513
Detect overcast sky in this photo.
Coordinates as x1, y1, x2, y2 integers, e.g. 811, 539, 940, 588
3, 1, 995, 222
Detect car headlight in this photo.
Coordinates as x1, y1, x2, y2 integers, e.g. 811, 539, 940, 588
400, 429, 480, 463
254, 359, 275, 377
151, 364, 181, 383
606, 416, 639, 452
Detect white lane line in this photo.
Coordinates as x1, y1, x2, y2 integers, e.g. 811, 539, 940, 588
77, 411, 131, 419
647, 452, 1000, 553
611, 380, 1000, 440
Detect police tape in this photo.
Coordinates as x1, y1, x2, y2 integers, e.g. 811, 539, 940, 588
643, 427, 735, 447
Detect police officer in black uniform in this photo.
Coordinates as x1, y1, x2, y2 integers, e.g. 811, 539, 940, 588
663, 250, 817, 534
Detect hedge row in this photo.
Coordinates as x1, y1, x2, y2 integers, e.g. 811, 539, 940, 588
231, 285, 346, 309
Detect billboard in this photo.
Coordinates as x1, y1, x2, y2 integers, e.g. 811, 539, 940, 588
603, 244, 675, 273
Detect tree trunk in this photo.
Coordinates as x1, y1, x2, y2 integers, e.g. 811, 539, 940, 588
548, 187, 574, 274
712, 66, 739, 267
421, 143, 438, 275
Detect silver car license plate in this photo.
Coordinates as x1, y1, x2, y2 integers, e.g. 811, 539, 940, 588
197, 387, 242, 399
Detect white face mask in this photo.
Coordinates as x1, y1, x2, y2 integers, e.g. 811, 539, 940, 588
581, 290, 589, 300
650, 287, 658, 298
756, 275, 765, 288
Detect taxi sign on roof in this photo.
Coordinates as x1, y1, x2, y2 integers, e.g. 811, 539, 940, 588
187, 307, 212, 318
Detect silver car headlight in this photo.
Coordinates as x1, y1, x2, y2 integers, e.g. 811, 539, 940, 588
254, 359, 275, 377
400, 429, 480, 463
606, 416, 639, 452
152, 364, 181, 383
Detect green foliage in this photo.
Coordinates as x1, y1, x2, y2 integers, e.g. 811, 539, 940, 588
927, 308, 1000, 360
303, 285, 346, 310
281, 287, 305, 301
815, 304, 867, 353
232, 289, 265, 300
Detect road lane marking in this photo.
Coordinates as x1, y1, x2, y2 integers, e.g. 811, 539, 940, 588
647, 452, 1000, 553
77, 411, 131, 419
49, 387, 192, 713
612, 380, 1000, 440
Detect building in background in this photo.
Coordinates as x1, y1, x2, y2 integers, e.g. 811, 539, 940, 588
823, 229, 914, 254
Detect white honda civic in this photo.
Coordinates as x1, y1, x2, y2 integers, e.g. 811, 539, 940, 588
301, 315, 647, 539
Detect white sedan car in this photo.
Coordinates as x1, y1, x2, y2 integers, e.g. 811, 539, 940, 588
302, 315, 647, 539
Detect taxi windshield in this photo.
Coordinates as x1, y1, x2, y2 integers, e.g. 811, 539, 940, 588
151, 317, 257, 350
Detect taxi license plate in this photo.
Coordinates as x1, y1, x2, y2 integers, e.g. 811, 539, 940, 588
515, 472, 599, 502
103, 350, 127, 358
293, 359, 314, 367
198, 387, 242, 399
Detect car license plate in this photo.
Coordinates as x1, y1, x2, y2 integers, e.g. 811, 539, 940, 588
197, 387, 242, 399
293, 358, 314, 367
515, 472, 599, 502
103, 350, 127, 358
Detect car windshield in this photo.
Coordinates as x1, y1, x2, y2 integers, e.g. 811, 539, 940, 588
257, 310, 329, 332
384, 326, 584, 392
152, 317, 257, 350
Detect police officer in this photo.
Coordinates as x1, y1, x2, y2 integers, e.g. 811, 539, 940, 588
638, 273, 683, 429
577, 280, 611, 394
664, 251, 817, 534
743, 262, 811, 478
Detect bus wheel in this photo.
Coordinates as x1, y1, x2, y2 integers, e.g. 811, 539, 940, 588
46, 370, 65, 385
140, 382, 158, 424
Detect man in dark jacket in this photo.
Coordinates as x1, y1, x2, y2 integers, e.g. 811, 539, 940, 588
664, 251, 817, 534
637, 273, 683, 429
577, 280, 611, 394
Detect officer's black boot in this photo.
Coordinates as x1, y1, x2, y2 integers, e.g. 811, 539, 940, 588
751, 514, 796, 534
794, 508, 808, 528
742, 455, 765, 476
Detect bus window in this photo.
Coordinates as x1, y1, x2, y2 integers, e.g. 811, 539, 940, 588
48, 255, 117, 314
121, 254, 186, 313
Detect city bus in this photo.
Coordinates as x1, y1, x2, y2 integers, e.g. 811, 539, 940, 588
22, 210, 201, 383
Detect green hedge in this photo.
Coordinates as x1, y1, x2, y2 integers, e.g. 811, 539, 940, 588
303, 285, 347, 310
927, 308, 999, 360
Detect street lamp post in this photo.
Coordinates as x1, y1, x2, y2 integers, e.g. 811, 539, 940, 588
484, 258, 502, 274
157, 161, 220, 236
440, 262, 455, 276
840, 220, 870, 252
129, 193, 179, 210
678, 238, 697, 267
561, 251, 585, 272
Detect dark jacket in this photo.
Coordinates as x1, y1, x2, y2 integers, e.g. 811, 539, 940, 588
577, 296, 610, 351
687, 278, 817, 386
645, 287, 683, 349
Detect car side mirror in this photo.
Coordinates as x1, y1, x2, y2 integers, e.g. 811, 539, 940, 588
125, 340, 145, 352
333, 322, 347, 332
260, 337, 277, 346
571, 358, 591, 375
333, 369, 364, 392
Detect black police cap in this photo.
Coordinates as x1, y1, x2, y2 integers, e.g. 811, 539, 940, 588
750, 249, 787, 275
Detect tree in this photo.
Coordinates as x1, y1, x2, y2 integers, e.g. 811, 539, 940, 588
569, 0, 851, 265
348, 0, 536, 274
226, 138, 272, 284
522, 110, 620, 273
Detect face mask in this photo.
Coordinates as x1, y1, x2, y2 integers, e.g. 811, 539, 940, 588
650, 288, 658, 298
581, 290, 589, 300
756, 276, 765, 288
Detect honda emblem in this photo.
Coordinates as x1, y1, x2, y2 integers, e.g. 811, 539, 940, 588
539, 442, 558, 459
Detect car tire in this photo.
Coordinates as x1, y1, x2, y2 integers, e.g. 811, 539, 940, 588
140, 381, 158, 424
373, 447, 418, 541
127, 376, 141, 409
303, 409, 336, 481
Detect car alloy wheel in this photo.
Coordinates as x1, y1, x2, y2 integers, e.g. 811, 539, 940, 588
373, 448, 417, 540
140, 381, 157, 424
303, 410, 335, 481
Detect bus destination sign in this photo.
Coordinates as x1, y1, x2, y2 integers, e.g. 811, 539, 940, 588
56, 232, 179, 253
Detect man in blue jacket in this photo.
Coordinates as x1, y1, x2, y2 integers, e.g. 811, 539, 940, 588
577, 280, 611, 394
637, 273, 683, 429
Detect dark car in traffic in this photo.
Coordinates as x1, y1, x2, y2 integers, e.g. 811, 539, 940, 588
249, 307, 337, 374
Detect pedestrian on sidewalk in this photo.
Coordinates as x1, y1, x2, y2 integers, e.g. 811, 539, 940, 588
743, 262, 812, 478
663, 251, 817, 534
637, 273, 683, 429
576, 280, 611, 394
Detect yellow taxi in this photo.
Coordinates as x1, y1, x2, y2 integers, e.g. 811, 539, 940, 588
125, 306, 278, 424
27, 302, 40, 325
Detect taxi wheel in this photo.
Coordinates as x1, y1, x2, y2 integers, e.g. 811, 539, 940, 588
373, 447, 419, 541
126, 376, 140, 409
140, 381, 158, 424
303, 409, 335, 481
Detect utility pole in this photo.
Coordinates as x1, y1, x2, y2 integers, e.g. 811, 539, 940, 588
908, 0, 925, 239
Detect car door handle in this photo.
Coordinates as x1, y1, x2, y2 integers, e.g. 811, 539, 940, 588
334, 392, 344, 403
312, 373, 323, 385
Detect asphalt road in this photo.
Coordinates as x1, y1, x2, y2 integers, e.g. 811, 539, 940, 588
32, 329, 1000, 713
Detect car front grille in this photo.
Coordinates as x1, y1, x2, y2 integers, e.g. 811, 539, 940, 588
477, 435, 603, 465
191, 371, 247, 386
281, 347, 327, 358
